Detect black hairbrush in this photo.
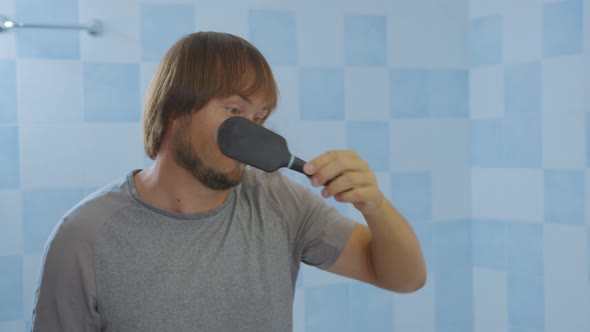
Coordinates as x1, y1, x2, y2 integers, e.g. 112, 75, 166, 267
217, 117, 307, 174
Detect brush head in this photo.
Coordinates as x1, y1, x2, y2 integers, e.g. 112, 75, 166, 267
217, 117, 292, 172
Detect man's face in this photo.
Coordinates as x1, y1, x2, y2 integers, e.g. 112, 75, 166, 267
171, 95, 271, 190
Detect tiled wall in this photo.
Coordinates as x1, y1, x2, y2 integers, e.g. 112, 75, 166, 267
469, 0, 590, 331
4, 0, 585, 332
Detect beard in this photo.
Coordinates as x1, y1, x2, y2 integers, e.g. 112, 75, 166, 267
172, 121, 242, 190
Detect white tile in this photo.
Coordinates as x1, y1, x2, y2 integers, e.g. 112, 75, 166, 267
586, 170, 590, 226
83, 123, 144, 187
429, 119, 470, 169
544, 224, 588, 284
79, 0, 141, 62
266, 66, 300, 145
196, 1, 249, 39
472, 168, 543, 222
0, 0, 16, 59
0, 190, 22, 255
290, 121, 347, 163
296, 8, 344, 66
301, 263, 350, 287
344, 67, 389, 121
542, 56, 585, 115
390, 0, 468, 68
17, 60, 83, 124
473, 268, 508, 332
393, 273, 435, 332
469, 0, 503, 18
432, 166, 471, 221
502, 0, 542, 64
545, 275, 590, 332
19, 125, 89, 189
390, 120, 434, 172
542, 110, 586, 169
23, 253, 42, 321
469, 66, 505, 119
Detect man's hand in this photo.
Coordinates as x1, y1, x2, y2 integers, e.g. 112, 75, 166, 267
303, 150, 385, 215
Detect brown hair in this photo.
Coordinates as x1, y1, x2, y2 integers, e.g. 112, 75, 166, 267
143, 31, 279, 159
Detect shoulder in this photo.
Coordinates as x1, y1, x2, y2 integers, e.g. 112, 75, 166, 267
48, 175, 136, 250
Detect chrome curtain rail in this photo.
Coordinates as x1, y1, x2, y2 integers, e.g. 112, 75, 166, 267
0, 15, 102, 36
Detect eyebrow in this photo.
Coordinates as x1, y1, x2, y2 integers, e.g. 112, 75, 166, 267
234, 94, 270, 113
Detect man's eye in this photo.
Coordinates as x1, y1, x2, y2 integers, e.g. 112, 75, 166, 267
226, 107, 240, 115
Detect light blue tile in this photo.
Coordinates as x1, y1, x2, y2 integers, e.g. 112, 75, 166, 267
140, 3, 195, 61
434, 220, 472, 271
296, 269, 303, 289
469, 15, 502, 67
390, 69, 429, 118
305, 284, 350, 332
249, 9, 296, 66
349, 282, 393, 332
0, 127, 20, 189
344, 14, 386, 66
0, 61, 17, 123
15, 0, 80, 59
506, 223, 543, 276
0, 256, 23, 320
347, 122, 389, 172
501, 114, 542, 167
588, 227, 590, 284
300, 68, 344, 120
543, 0, 583, 57
344, 68, 389, 120
471, 115, 542, 168
411, 222, 434, 274
435, 267, 473, 332
84, 63, 141, 122
392, 172, 432, 222
22, 189, 87, 253
429, 70, 468, 118
505, 62, 541, 114
472, 219, 505, 269
508, 274, 544, 330
544, 170, 585, 224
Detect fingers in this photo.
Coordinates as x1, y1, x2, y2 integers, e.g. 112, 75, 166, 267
305, 150, 368, 186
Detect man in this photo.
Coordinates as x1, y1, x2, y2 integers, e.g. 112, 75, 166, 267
31, 32, 426, 331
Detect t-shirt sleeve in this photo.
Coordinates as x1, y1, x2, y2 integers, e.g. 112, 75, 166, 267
268, 172, 358, 270
31, 213, 103, 332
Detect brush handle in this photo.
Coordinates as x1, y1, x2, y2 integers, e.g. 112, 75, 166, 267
288, 155, 335, 186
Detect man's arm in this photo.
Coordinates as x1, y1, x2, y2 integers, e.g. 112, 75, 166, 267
304, 151, 427, 293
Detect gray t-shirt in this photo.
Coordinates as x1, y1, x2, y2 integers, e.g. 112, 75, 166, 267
31, 169, 357, 332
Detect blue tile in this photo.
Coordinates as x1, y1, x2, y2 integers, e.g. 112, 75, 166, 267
0, 127, 20, 189
392, 172, 432, 222
390, 69, 429, 118
296, 269, 303, 289
434, 220, 472, 271
344, 14, 386, 66
544, 170, 584, 224
347, 122, 389, 172
471, 115, 542, 168
469, 15, 502, 67
412, 222, 434, 273
300, 68, 344, 120
508, 274, 544, 330
506, 223, 543, 276
305, 284, 350, 332
0, 61, 17, 123
435, 268, 473, 332
140, 3, 195, 61
349, 282, 393, 332
472, 219, 505, 269
0, 256, 23, 320
505, 63, 541, 115
83, 63, 141, 122
23, 189, 87, 253
543, 0, 583, 57
16, 0, 80, 59
588, 227, 590, 284
501, 114, 542, 167
249, 9, 297, 66
429, 70, 468, 118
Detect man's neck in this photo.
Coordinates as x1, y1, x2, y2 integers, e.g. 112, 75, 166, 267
134, 155, 231, 215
